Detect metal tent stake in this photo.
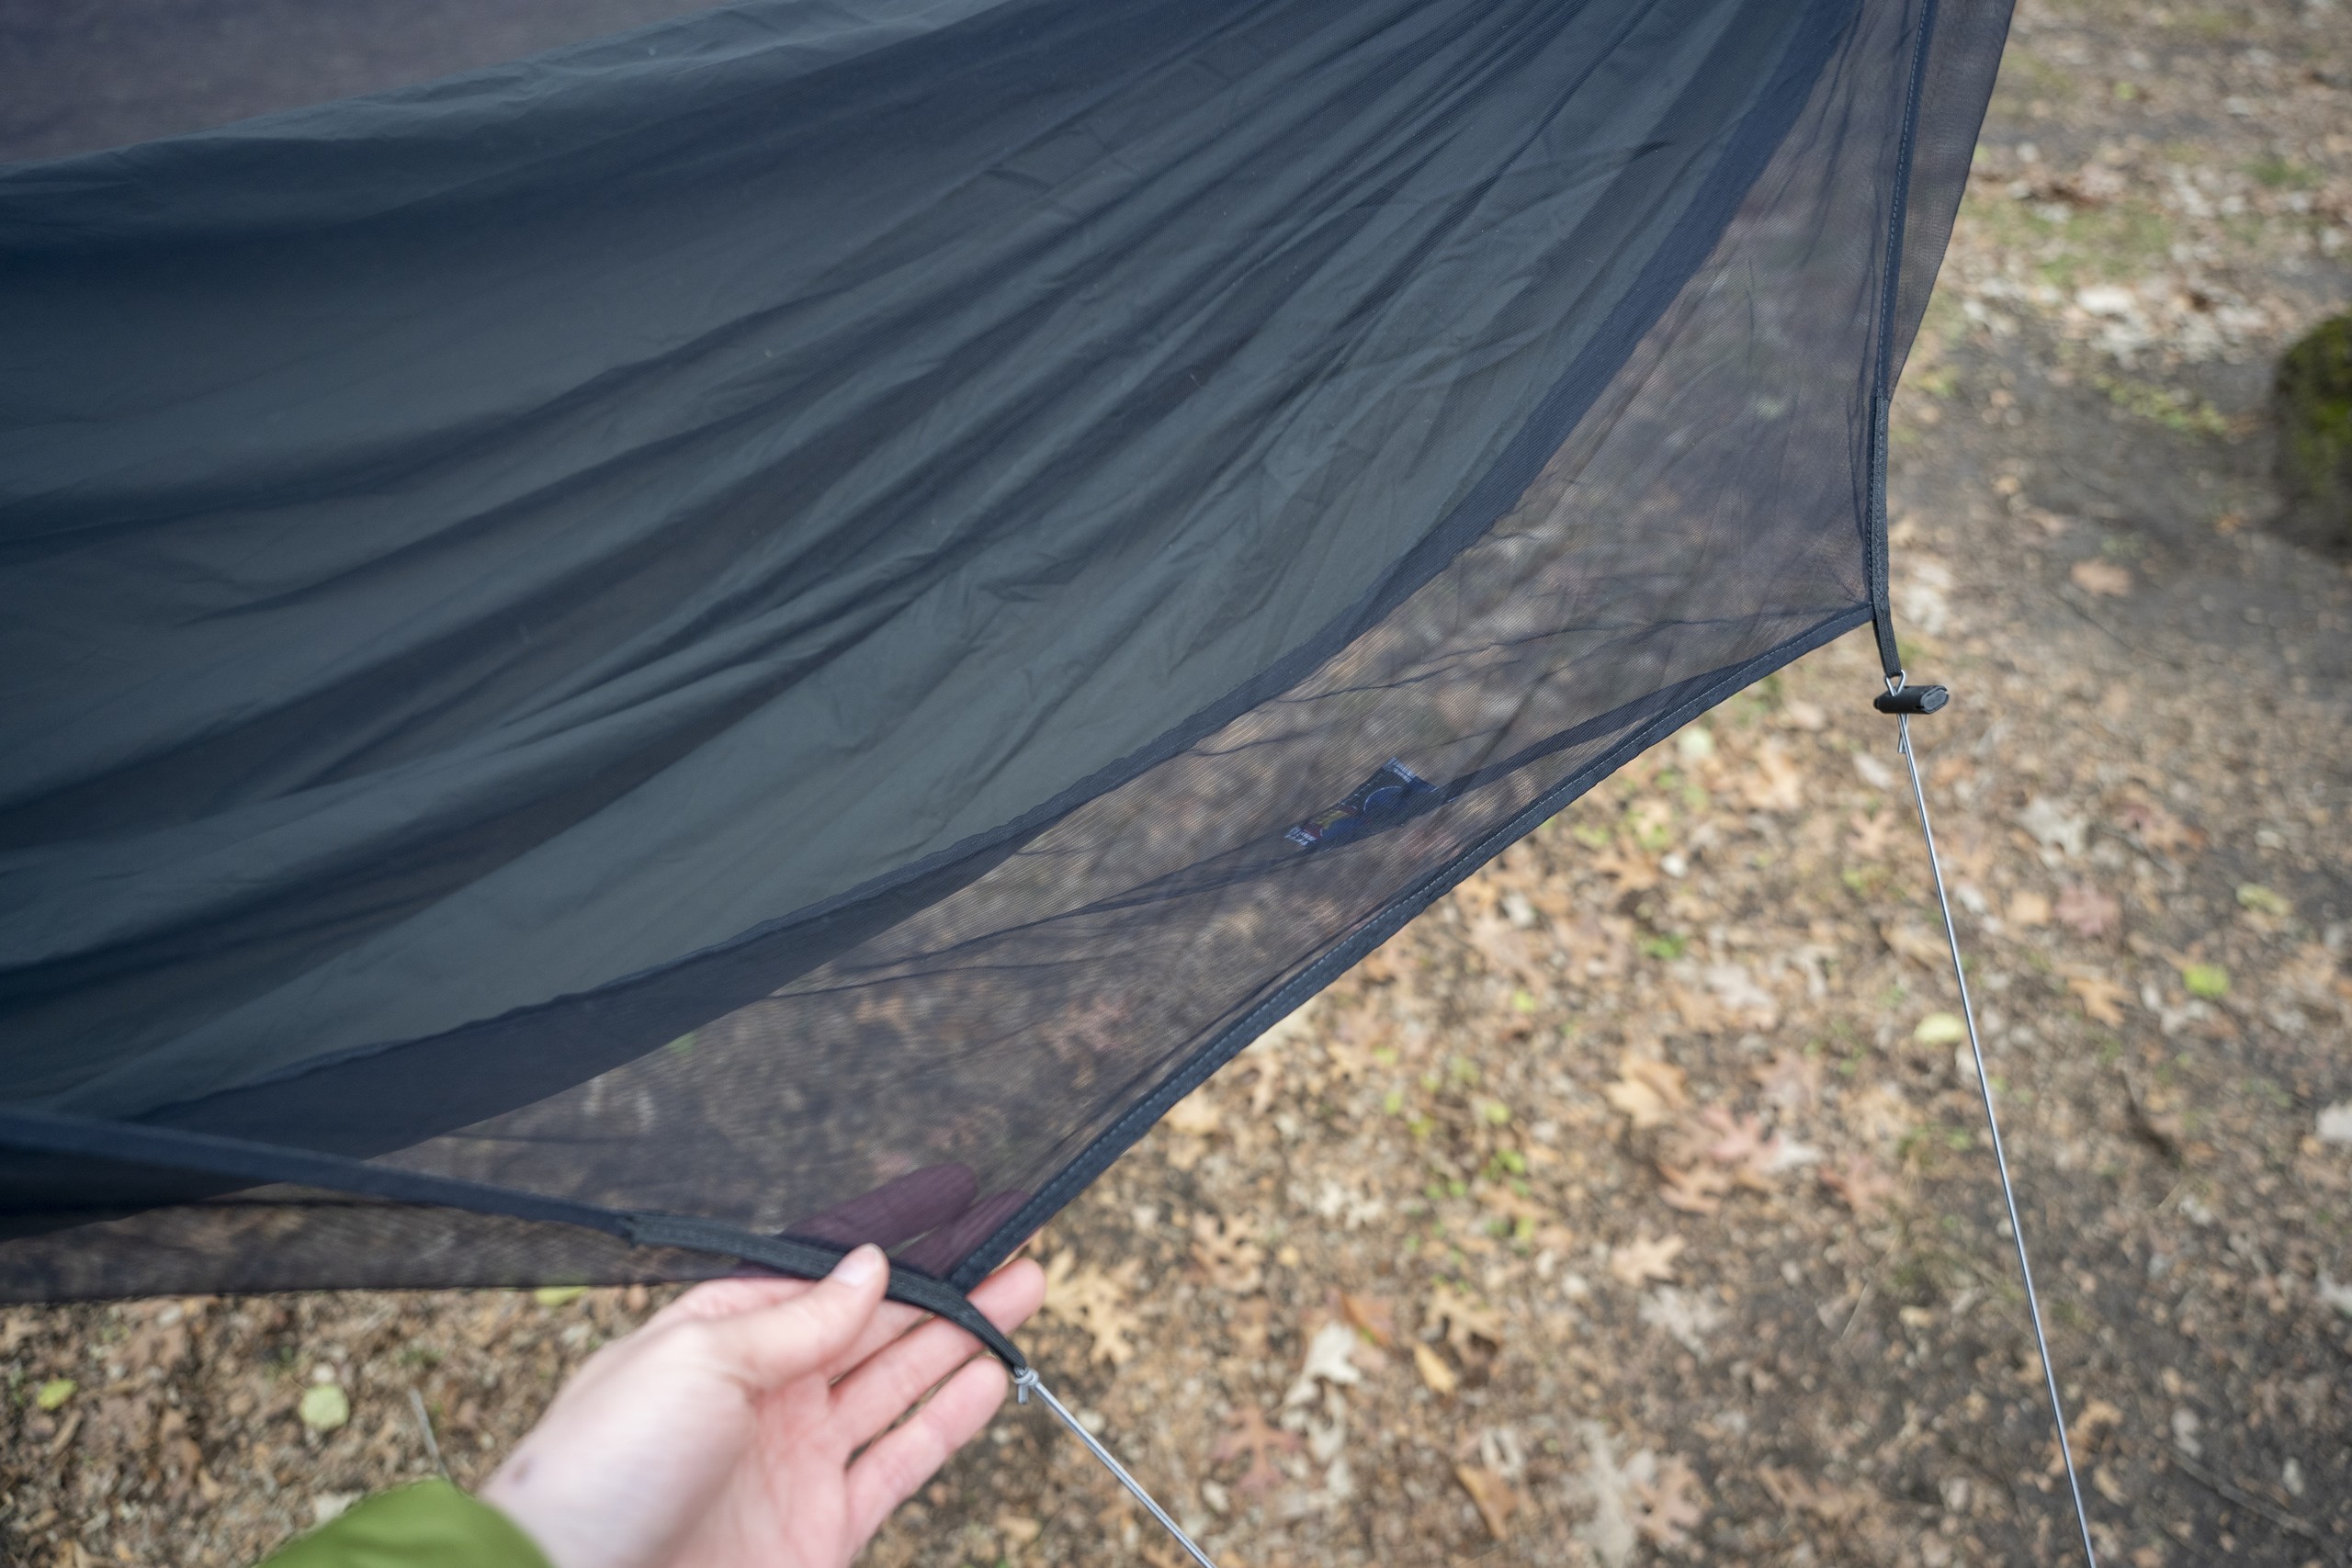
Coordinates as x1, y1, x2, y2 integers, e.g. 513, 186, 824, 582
1015, 1367, 1222, 1568
1883, 678, 2099, 1567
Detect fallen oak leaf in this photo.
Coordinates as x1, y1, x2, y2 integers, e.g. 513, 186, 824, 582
1212, 1404, 1300, 1495
1656, 1161, 1732, 1215
1189, 1214, 1265, 1295
1340, 1292, 1395, 1348
1608, 1234, 1685, 1287
1041, 1251, 1147, 1365
1880, 920, 1950, 969
1283, 1320, 1363, 1407
2113, 796, 2203, 857
1592, 845, 1662, 894
2053, 881, 2120, 938
2053, 1397, 2126, 1473
1604, 1051, 1689, 1130
1411, 1341, 1459, 1396
1425, 1282, 1506, 1353
2019, 796, 2090, 858
1698, 1107, 1767, 1167
1632, 1453, 1704, 1548
1740, 740, 1804, 812
1757, 1465, 1868, 1523
1474, 1181, 1552, 1227
1454, 1461, 1521, 1540
1695, 1107, 1797, 1191
1817, 1157, 1894, 1218
1846, 810, 1900, 860
2064, 970, 2130, 1027
1752, 1048, 1821, 1111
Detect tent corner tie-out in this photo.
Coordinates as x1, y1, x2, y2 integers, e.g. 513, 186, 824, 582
1880, 677, 2102, 1566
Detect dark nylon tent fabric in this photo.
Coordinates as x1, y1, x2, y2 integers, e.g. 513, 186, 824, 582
0, 0, 2009, 1306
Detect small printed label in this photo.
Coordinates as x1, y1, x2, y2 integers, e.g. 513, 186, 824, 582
1285, 760, 1438, 850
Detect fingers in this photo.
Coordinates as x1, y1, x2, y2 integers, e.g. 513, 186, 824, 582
646, 1274, 813, 1331
680, 1245, 891, 1392
827, 1258, 1046, 1446
831, 1294, 944, 1372
657, 1264, 938, 1371
830, 1251, 1042, 1371
842, 1358, 1011, 1543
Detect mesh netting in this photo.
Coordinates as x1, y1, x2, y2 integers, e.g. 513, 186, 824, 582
0, 0, 2007, 1299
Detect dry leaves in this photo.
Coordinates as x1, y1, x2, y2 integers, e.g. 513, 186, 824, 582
2060, 1397, 2127, 1469
1693, 1107, 1804, 1190
1593, 845, 1662, 894
1740, 741, 1804, 812
1842, 1084, 1916, 1149
1160, 1092, 1221, 1170
1817, 1157, 1894, 1217
1604, 1051, 1689, 1130
1699, 1108, 1769, 1167
2069, 558, 2132, 596
1423, 1283, 1505, 1353
1040, 1251, 1146, 1365
2053, 881, 2120, 938
1212, 1404, 1300, 1495
1846, 809, 1900, 860
1752, 1047, 1821, 1111
1454, 1461, 1521, 1540
2065, 970, 2131, 1027
2007, 889, 2052, 926
1758, 1465, 1871, 1523
1231, 1044, 1284, 1117
1339, 1292, 1394, 1348
1655, 1161, 1733, 1215
1410, 1342, 1458, 1396
1880, 919, 1949, 969
1632, 1453, 1704, 1549
1608, 1235, 1685, 1287
2114, 796, 2204, 857
1190, 1214, 1266, 1295
2018, 795, 2090, 857
1162, 1093, 1221, 1138
1284, 1320, 1363, 1406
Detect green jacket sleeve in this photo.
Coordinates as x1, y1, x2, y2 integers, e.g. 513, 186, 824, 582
255, 1479, 551, 1568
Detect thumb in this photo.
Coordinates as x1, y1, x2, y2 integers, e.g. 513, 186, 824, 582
691, 1243, 891, 1393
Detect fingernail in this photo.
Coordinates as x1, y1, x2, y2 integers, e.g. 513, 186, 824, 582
831, 1244, 885, 1288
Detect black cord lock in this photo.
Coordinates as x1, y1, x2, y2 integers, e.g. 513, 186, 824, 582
1872, 683, 1949, 716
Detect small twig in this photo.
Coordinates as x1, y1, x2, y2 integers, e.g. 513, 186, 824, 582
2054, 589, 2185, 673
409, 1388, 447, 1478
2166, 1452, 2331, 1556
1836, 1277, 1878, 1346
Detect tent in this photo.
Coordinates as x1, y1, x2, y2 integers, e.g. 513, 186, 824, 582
5, 0, 2081, 1554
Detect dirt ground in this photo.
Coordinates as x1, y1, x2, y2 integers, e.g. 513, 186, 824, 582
6, 1, 2349, 1564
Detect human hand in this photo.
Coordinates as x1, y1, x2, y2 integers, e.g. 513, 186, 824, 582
481, 1246, 1046, 1568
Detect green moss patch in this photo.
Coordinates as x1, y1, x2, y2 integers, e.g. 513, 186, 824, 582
2274, 312, 2352, 551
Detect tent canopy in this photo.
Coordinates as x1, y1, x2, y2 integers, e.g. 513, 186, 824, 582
0, 0, 2007, 1304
